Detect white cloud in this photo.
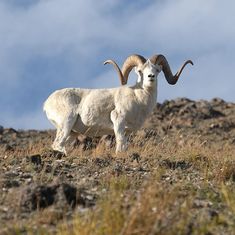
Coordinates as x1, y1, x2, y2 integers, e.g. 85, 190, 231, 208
0, 0, 235, 129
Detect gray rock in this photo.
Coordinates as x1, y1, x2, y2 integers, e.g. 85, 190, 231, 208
20, 183, 96, 212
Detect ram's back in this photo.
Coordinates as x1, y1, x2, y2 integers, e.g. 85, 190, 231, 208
43, 87, 117, 134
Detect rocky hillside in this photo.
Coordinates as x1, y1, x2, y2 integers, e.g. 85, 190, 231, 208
0, 98, 235, 235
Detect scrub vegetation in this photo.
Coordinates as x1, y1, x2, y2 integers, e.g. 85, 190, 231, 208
0, 98, 235, 235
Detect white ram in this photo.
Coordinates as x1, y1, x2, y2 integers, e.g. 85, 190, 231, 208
43, 54, 193, 154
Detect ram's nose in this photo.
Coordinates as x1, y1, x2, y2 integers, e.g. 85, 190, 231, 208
148, 74, 155, 82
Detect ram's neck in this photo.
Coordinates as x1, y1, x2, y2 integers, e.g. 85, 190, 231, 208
135, 83, 157, 115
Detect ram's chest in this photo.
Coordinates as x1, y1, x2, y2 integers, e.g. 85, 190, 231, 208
123, 93, 156, 129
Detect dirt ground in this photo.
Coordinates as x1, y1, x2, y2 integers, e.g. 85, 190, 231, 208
0, 98, 235, 235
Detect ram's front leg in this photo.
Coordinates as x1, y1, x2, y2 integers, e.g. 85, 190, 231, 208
111, 110, 127, 153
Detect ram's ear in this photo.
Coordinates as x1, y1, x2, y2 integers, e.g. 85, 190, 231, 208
134, 67, 143, 84
134, 67, 142, 75
158, 65, 163, 72
134, 67, 138, 74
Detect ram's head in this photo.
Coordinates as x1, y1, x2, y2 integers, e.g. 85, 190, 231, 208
104, 54, 193, 86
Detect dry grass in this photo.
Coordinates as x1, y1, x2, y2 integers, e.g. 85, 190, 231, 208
1, 131, 235, 235
56, 134, 235, 235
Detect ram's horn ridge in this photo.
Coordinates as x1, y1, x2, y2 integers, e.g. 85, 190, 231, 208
150, 54, 193, 85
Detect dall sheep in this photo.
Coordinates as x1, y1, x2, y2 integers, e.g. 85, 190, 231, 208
43, 54, 193, 154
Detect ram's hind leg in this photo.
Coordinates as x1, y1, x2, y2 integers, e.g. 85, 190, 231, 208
111, 110, 127, 153
52, 114, 78, 155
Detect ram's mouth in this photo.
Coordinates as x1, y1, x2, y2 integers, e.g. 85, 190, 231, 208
149, 79, 155, 82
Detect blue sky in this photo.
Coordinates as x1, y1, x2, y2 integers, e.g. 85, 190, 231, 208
0, 0, 235, 129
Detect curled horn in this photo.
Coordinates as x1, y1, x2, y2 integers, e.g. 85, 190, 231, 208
104, 59, 125, 85
150, 55, 193, 85
121, 54, 146, 84
104, 54, 147, 85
